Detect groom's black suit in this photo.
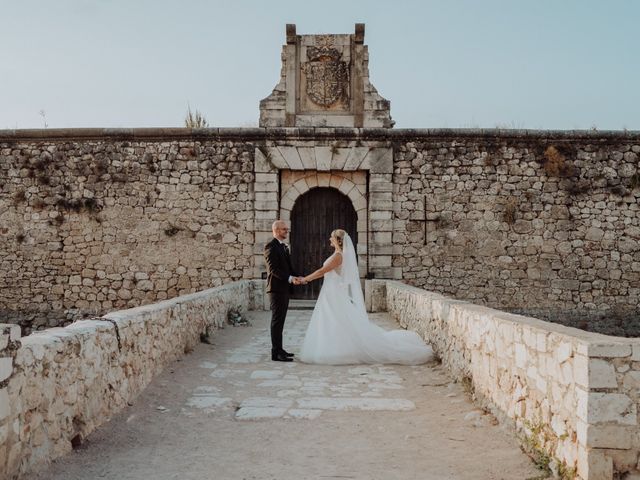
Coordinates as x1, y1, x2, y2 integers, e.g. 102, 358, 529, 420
264, 238, 297, 358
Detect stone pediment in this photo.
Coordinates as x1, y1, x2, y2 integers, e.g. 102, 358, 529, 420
259, 24, 394, 129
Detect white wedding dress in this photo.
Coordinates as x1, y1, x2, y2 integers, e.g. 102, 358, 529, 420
299, 234, 433, 365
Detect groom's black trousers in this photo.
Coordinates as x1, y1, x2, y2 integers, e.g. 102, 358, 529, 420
269, 292, 289, 353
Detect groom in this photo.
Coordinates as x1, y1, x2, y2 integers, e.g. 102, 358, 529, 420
264, 220, 302, 362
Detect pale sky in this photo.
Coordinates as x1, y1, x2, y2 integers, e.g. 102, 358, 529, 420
1, 0, 638, 130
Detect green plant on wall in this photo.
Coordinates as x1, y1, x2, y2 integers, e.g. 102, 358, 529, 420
521, 419, 576, 480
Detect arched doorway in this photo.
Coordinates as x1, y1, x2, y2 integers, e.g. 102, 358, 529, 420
290, 187, 358, 300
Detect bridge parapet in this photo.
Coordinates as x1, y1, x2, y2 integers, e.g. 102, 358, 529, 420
376, 279, 640, 480
0, 280, 264, 479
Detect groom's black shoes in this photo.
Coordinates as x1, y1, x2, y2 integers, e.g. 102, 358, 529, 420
272, 351, 293, 362
281, 349, 294, 357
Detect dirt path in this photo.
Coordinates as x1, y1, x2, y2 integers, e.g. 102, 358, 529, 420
33, 310, 542, 480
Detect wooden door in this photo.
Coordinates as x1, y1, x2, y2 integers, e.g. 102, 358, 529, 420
290, 187, 359, 300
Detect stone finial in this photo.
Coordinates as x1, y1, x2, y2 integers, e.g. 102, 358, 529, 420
259, 23, 393, 128
286, 24, 296, 45
355, 23, 365, 44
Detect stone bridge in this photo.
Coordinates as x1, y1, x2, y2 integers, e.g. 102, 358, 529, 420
1, 280, 640, 480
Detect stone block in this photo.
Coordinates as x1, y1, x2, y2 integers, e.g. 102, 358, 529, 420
391, 267, 403, 280
280, 195, 295, 211
369, 180, 393, 192
536, 332, 547, 353
588, 358, 618, 389
576, 387, 589, 422
364, 147, 393, 174
0, 388, 10, 420
315, 146, 332, 171
585, 227, 605, 241
297, 147, 316, 169
574, 354, 589, 388
365, 280, 387, 313
0, 357, 13, 383
254, 148, 274, 173
370, 255, 392, 268
623, 371, 640, 391
254, 219, 277, 232
588, 343, 632, 358
550, 414, 567, 437
254, 200, 278, 211
352, 195, 367, 211
368, 244, 392, 255
255, 231, 273, 244
577, 447, 613, 480
317, 173, 331, 187
371, 219, 393, 232
371, 231, 392, 244
370, 210, 392, 220
587, 392, 636, 425
255, 192, 278, 202
343, 146, 369, 170
293, 179, 310, 195
255, 172, 278, 184
328, 175, 343, 190
515, 343, 527, 369
556, 341, 573, 363
585, 425, 633, 449
609, 449, 639, 473
576, 419, 589, 445
331, 148, 350, 170
305, 175, 318, 189
265, 147, 288, 169
278, 146, 303, 170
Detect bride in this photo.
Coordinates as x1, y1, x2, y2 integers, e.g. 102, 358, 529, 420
298, 229, 433, 365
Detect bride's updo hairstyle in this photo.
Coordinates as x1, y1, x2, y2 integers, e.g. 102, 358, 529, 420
331, 229, 347, 251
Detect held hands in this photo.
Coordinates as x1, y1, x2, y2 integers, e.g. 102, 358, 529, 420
292, 276, 308, 285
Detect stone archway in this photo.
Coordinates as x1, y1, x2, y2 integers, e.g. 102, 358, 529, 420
252, 143, 394, 281
280, 171, 368, 280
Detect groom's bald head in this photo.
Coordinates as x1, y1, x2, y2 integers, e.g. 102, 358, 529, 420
272, 220, 289, 241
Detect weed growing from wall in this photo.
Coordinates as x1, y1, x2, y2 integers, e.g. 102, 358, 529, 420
543, 146, 576, 178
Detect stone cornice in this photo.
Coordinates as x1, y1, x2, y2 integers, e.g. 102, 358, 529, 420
0, 127, 639, 142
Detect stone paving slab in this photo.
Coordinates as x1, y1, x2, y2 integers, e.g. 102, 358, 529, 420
33, 310, 542, 480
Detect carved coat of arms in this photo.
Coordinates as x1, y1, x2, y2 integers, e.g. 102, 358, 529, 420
302, 46, 349, 107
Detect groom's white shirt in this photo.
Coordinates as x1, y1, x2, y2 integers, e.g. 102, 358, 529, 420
278, 240, 294, 284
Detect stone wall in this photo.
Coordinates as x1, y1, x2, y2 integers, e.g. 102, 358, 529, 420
380, 280, 640, 480
0, 279, 262, 479
392, 131, 640, 326
1, 128, 639, 334
0, 130, 256, 333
